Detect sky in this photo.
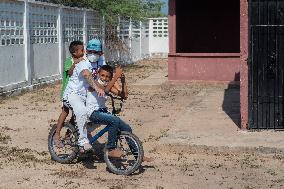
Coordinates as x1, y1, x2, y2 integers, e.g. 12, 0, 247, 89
161, 0, 168, 15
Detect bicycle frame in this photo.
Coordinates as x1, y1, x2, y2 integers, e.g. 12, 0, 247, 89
75, 93, 123, 145
89, 125, 110, 144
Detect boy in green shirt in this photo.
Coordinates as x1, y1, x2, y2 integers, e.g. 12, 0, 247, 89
54, 41, 85, 148
61, 57, 72, 97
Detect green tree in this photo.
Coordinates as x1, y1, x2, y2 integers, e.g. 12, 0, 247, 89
49, 0, 165, 23
47, 0, 166, 62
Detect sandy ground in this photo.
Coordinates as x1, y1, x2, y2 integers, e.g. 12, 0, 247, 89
0, 59, 284, 189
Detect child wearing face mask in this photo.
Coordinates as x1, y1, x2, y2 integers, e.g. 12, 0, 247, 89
86, 38, 106, 78
86, 38, 121, 101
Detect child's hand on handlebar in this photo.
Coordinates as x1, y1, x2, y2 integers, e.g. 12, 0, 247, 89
120, 73, 126, 83
114, 66, 123, 78
97, 88, 105, 97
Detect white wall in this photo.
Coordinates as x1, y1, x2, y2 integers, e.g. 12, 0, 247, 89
104, 18, 169, 63
148, 18, 169, 57
0, 0, 169, 95
0, 0, 103, 95
0, 46, 25, 87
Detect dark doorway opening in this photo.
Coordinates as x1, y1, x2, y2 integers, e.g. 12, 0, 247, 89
176, 0, 240, 53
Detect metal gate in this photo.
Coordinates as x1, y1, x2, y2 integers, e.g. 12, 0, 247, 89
249, 0, 284, 129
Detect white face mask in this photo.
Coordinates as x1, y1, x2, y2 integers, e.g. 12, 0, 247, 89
87, 54, 99, 63
98, 78, 108, 86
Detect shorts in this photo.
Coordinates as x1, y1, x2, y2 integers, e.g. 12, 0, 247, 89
62, 99, 72, 110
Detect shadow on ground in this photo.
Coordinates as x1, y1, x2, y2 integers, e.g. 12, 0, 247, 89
222, 83, 241, 128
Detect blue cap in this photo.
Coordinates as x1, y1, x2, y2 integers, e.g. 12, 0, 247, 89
87, 38, 102, 51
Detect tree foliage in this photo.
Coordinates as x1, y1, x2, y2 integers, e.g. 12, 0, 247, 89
46, 0, 166, 62
49, 0, 165, 23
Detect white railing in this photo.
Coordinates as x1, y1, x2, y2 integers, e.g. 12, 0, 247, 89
0, 0, 168, 95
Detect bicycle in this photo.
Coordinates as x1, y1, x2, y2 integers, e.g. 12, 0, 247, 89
47, 94, 144, 175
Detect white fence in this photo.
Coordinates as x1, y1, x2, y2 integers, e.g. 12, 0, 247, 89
104, 17, 169, 63
0, 0, 168, 95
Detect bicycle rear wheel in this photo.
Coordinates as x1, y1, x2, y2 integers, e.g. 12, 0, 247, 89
104, 131, 144, 175
48, 123, 79, 164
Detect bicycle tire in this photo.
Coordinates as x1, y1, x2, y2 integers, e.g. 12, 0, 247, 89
48, 123, 79, 164
104, 131, 144, 175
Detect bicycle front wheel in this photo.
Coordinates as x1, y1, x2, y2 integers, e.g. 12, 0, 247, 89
104, 131, 144, 175
48, 123, 79, 164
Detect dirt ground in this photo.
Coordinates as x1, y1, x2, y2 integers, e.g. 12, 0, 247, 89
0, 59, 284, 189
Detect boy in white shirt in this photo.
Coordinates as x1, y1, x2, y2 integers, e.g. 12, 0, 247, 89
62, 39, 106, 151
86, 65, 154, 161
86, 65, 129, 157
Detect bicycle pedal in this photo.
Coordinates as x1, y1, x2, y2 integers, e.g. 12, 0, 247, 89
79, 147, 93, 154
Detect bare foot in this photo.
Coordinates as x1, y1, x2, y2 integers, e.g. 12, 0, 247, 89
108, 149, 124, 158
143, 156, 154, 162
53, 135, 64, 148
83, 143, 93, 151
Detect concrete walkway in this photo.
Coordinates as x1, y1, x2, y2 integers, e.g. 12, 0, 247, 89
162, 86, 284, 150
133, 71, 168, 86
133, 70, 284, 150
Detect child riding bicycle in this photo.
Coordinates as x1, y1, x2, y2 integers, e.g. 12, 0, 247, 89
86, 65, 154, 161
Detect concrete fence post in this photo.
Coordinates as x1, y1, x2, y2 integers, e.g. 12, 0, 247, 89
139, 21, 142, 60
148, 19, 153, 57
102, 15, 106, 52
57, 7, 63, 75
23, 0, 31, 85
117, 17, 121, 61
129, 18, 132, 58
83, 10, 87, 45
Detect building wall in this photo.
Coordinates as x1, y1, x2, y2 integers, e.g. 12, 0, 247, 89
240, 0, 249, 129
168, 54, 240, 81
168, 0, 249, 128
168, 0, 240, 82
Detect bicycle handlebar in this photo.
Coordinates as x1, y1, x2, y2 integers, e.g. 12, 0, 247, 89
106, 93, 124, 115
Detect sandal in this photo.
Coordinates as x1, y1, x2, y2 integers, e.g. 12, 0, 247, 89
53, 135, 64, 148
79, 143, 93, 153
108, 149, 124, 158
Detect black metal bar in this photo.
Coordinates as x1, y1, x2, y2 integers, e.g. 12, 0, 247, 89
249, 0, 284, 129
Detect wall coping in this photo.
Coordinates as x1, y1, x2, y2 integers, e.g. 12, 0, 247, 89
168, 53, 240, 57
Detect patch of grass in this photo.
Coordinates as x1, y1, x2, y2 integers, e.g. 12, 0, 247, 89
244, 186, 256, 189
156, 186, 164, 189
143, 134, 155, 142
51, 168, 86, 178
143, 129, 169, 143
266, 169, 277, 176
1, 126, 18, 131
180, 163, 192, 172
10, 95, 20, 101
240, 154, 261, 169
0, 146, 50, 164
64, 180, 80, 188
272, 178, 284, 183
0, 132, 11, 144
209, 163, 223, 169
109, 185, 124, 189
